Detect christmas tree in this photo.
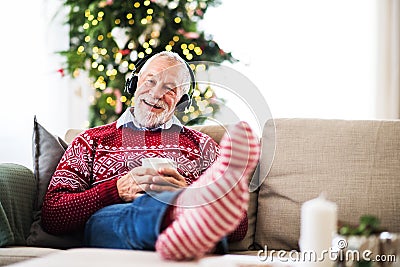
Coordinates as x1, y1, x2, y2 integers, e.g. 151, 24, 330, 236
59, 0, 236, 127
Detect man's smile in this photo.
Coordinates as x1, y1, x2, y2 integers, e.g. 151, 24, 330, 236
142, 99, 163, 110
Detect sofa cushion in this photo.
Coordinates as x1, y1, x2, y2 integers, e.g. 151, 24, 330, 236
64, 129, 83, 144
191, 124, 260, 251
255, 118, 400, 251
228, 185, 259, 251
27, 117, 83, 248
0, 246, 59, 266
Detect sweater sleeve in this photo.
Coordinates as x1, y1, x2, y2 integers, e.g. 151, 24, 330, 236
41, 134, 122, 235
199, 136, 220, 175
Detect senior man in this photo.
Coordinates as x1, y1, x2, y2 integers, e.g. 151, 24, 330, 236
41, 51, 260, 260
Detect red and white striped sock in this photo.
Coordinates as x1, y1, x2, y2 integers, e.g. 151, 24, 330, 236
155, 121, 260, 260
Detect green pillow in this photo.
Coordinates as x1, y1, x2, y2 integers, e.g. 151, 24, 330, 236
0, 163, 36, 246
0, 202, 13, 246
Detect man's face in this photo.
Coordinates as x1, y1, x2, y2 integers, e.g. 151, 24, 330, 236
133, 56, 186, 129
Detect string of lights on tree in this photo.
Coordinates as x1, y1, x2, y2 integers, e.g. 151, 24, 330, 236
59, 0, 236, 127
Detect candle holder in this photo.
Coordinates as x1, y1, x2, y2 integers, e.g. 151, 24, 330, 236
379, 232, 399, 267
335, 232, 399, 267
335, 215, 400, 267
338, 234, 380, 267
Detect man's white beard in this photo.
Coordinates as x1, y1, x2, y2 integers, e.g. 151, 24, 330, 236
134, 95, 172, 129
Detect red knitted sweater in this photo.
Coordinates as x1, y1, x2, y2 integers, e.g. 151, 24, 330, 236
41, 121, 247, 241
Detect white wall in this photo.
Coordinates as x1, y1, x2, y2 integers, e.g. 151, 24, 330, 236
201, 0, 377, 120
0, 0, 87, 168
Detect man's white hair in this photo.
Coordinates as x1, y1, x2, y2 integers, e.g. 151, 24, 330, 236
138, 51, 192, 95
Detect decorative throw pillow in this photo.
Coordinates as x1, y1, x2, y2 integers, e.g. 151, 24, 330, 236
26, 116, 83, 248
0, 163, 37, 247
0, 202, 13, 246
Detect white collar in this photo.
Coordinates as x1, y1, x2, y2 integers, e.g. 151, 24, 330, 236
116, 107, 182, 130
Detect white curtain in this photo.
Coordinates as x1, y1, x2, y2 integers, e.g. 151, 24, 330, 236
376, 0, 400, 119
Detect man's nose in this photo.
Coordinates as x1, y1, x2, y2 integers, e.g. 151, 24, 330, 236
148, 83, 164, 99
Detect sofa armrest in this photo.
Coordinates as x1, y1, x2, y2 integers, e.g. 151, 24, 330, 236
0, 163, 36, 246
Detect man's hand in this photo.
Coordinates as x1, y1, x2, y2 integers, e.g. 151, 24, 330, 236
116, 167, 188, 202
147, 168, 188, 192
117, 167, 158, 202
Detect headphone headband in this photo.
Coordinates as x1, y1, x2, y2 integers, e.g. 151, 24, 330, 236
124, 54, 195, 112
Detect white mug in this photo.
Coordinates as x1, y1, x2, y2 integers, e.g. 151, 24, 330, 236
141, 158, 177, 170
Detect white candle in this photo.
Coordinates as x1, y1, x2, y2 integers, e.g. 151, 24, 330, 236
299, 193, 337, 267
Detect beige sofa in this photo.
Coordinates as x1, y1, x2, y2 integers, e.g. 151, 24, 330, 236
0, 118, 399, 266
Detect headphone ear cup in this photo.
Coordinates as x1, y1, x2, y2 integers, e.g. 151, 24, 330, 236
125, 74, 138, 95
129, 75, 139, 95
176, 94, 191, 112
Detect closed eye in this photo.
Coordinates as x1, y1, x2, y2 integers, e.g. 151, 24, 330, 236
145, 79, 156, 86
164, 86, 177, 94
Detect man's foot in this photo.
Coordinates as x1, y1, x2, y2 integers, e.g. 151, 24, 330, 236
155, 121, 260, 260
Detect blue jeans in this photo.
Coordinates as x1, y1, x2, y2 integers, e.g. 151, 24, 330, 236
84, 191, 181, 250
84, 191, 229, 254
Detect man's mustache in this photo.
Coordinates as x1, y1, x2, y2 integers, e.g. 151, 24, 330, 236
138, 95, 169, 110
